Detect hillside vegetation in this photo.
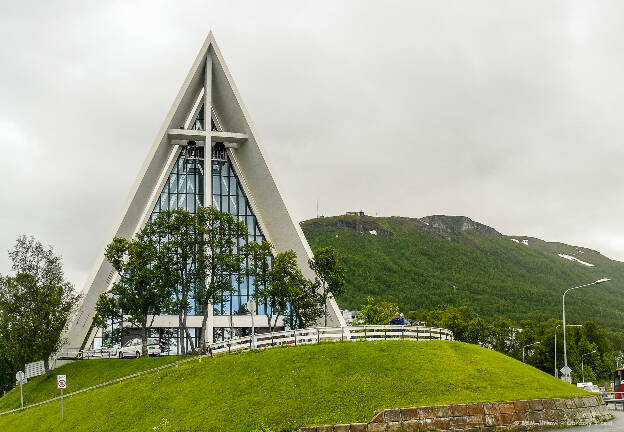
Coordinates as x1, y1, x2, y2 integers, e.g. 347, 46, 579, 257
301, 215, 624, 331
0, 341, 585, 432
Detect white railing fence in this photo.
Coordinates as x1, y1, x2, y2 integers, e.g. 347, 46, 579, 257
58, 325, 454, 360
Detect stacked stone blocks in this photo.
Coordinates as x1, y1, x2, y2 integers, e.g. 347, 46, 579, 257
298, 395, 612, 432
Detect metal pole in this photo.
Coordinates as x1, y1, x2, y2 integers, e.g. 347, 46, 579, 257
554, 325, 559, 378
61, 388, 64, 420
562, 291, 568, 379
581, 351, 596, 383
250, 312, 255, 350
522, 341, 540, 363
19, 380, 23, 410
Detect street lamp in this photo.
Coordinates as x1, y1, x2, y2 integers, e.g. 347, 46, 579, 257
581, 350, 597, 383
554, 324, 582, 377
562, 278, 610, 382
523, 341, 541, 363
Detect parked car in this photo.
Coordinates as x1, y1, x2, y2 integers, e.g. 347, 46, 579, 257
117, 338, 161, 358
582, 384, 601, 393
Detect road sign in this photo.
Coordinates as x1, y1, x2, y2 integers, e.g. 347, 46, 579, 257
57, 375, 67, 389
246, 299, 257, 314
15, 371, 25, 384
16, 371, 25, 410
57, 375, 67, 420
560, 366, 572, 376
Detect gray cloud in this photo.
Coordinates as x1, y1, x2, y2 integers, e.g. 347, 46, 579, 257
1, 0, 623, 288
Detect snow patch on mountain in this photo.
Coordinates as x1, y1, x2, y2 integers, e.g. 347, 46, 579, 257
558, 254, 594, 267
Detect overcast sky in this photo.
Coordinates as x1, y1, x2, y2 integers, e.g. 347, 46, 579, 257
1, 0, 623, 289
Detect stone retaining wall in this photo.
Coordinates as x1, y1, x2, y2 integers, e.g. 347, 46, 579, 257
298, 395, 612, 431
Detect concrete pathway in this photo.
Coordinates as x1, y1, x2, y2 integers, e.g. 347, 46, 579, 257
545, 408, 624, 432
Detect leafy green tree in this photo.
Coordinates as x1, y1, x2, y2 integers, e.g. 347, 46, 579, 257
265, 250, 310, 330
246, 240, 276, 329
488, 317, 517, 355
103, 234, 172, 356
286, 277, 324, 329
143, 209, 206, 354
421, 305, 481, 342
356, 296, 399, 325
465, 316, 489, 345
246, 244, 327, 330
195, 206, 248, 347
0, 301, 15, 393
92, 293, 124, 348
309, 246, 346, 326
0, 236, 79, 374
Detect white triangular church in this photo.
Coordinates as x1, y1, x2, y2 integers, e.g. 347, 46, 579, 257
63, 33, 344, 355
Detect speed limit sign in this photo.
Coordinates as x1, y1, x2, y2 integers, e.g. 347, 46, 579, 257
57, 375, 67, 389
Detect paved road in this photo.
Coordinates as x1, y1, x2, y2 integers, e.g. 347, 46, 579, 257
544, 408, 624, 432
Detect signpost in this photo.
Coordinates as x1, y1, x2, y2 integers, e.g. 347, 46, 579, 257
57, 375, 66, 420
560, 366, 572, 383
246, 299, 256, 350
15, 371, 25, 410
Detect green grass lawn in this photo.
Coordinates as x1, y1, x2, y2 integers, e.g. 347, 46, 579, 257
0, 355, 181, 412
0, 341, 586, 432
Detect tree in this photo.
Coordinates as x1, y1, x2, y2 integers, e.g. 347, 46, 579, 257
144, 209, 206, 354
0, 298, 15, 393
418, 305, 489, 344
266, 250, 309, 330
246, 243, 325, 331
93, 292, 124, 348
488, 317, 517, 355
246, 240, 275, 329
465, 316, 489, 345
287, 278, 324, 328
357, 296, 399, 325
0, 235, 79, 374
309, 247, 346, 326
195, 206, 248, 347
103, 234, 172, 356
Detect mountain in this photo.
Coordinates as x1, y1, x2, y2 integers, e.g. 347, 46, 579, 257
301, 215, 624, 332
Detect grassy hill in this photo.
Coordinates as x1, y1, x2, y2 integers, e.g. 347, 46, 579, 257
301, 215, 624, 331
0, 341, 585, 432
0, 356, 180, 412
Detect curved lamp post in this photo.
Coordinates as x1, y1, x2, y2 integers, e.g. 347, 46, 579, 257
581, 350, 597, 383
523, 341, 540, 363
562, 278, 610, 382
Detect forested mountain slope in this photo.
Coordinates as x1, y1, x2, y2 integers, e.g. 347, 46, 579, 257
301, 215, 624, 331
